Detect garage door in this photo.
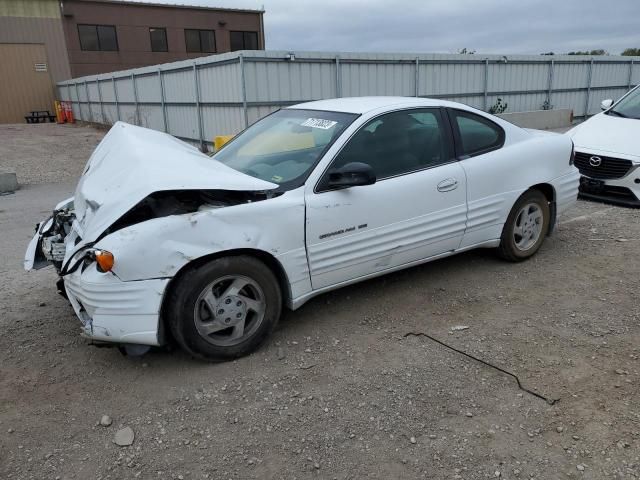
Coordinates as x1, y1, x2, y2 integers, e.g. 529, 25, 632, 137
0, 43, 56, 124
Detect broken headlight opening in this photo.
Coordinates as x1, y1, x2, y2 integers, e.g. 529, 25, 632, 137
38, 208, 76, 272
99, 189, 280, 240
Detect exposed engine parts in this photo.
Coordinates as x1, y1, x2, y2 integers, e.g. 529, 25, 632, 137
103, 189, 276, 238
37, 208, 75, 271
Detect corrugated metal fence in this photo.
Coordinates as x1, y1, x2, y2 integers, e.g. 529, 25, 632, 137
57, 50, 640, 148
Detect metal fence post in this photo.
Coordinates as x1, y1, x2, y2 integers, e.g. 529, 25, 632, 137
239, 54, 248, 128
158, 69, 168, 133
84, 80, 92, 122
112, 76, 120, 122
483, 59, 489, 111
193, 62, 204, 149
97, 79, 105, 124
131, 73, 139, 125
335, 55, 341, 97
414, 57, 420, 97
584, 58, 594, 117
546, 59, 555, 108
74, 83, 82, 121
628, 59, 635, 90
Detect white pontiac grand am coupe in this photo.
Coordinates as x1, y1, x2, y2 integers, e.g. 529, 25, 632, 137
25, 97, 579, 361
567, 84, 640, 206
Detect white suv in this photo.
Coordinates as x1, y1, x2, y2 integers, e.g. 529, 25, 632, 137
567, 84, 640, 206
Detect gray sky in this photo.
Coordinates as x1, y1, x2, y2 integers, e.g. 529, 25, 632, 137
122, 0, 639, 55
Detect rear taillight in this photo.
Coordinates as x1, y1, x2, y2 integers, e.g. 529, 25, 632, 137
570, 141, 575, 166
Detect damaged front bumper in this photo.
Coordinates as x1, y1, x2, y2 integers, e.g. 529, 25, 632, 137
64, 266, 168, 346
26, 206, 169, 347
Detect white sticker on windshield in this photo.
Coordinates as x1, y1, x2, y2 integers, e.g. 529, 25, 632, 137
301, 118, 337, 130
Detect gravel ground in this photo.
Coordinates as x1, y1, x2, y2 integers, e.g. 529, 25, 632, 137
0, 123, 105, 185
1, 123, 639, 480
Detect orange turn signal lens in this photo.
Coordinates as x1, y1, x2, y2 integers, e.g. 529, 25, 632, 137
94, 250, 115, 273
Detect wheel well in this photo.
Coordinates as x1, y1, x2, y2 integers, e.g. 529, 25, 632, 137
158, 248, 292, 345
528, 183, 557, 234
530, 183, 555, 202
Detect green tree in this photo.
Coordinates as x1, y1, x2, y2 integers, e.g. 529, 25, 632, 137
621, 48, 640, 56
566, 49, 608, 55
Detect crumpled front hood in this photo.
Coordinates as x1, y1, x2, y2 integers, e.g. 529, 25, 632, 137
73, 122, 277, 242
567, 113, 640, 158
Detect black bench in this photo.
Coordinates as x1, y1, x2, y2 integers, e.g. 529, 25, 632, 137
25, 110, 56, 123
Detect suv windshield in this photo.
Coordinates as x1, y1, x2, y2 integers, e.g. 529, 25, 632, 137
608, 87, 640, 119
213, 109, 358, 190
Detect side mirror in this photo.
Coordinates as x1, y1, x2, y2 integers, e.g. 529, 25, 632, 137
601, 99, 614, 110
326, 162, 376, 189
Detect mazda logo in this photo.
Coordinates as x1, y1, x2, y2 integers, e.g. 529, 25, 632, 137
589, 156, 602, 167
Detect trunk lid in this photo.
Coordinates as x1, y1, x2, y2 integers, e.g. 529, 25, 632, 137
73, 122, 277, 241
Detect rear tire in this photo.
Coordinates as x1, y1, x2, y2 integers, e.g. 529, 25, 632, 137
166, 256, 282, 362
498, 189, 550, 262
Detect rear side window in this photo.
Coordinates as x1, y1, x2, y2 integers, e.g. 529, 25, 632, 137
450, 109, 504, 157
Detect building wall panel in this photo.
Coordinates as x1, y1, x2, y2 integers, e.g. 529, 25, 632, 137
165, 105, 199, 140
420, 62, 484, 96
341, 63, 414, 97
135, 74, 162, 103
199, 62, 242, 103
202, 106, 245, 140
0, 0, 60, 18
137, 105, 164, 131
0, 15, 71, 82
102, 104, 119, 125
629, 63, 639, 87
553, 63, 589, 90
0, 43, 57, 123
99, 80, 116, 103
163, 70, 196, 103
114, 77, 134, 103
488, 62, 549, 92
591, 62, 630, 88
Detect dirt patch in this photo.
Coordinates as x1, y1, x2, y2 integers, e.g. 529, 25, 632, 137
1, 124, 639, 479
0, 123, 105, 185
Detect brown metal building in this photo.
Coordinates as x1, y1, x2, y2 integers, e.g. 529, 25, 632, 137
0, 0, 70, 123
0, 0, 265, 123
60, 0, 265, 77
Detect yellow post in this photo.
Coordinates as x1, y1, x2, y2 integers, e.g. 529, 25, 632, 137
214, 135, 234, 152
54, 101, 65, 124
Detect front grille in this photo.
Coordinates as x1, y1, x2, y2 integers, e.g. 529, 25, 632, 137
574, 152, 633, 180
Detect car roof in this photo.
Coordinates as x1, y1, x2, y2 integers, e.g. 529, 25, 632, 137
288, 96, 452, 114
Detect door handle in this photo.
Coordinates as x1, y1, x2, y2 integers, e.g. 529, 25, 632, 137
437, 178, 458, 192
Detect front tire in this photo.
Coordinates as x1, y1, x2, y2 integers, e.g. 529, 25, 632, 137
166, 256, 282, 361
497, 189, 550, 262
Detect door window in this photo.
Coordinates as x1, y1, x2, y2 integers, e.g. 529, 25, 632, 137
451, 109, 505, 157
327, 108, 452, 181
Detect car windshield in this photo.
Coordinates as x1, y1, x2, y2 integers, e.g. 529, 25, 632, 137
609, 87, 640, 119
213, 108, 358, 190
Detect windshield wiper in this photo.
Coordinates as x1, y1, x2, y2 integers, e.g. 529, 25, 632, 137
607, 109, 628, 118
